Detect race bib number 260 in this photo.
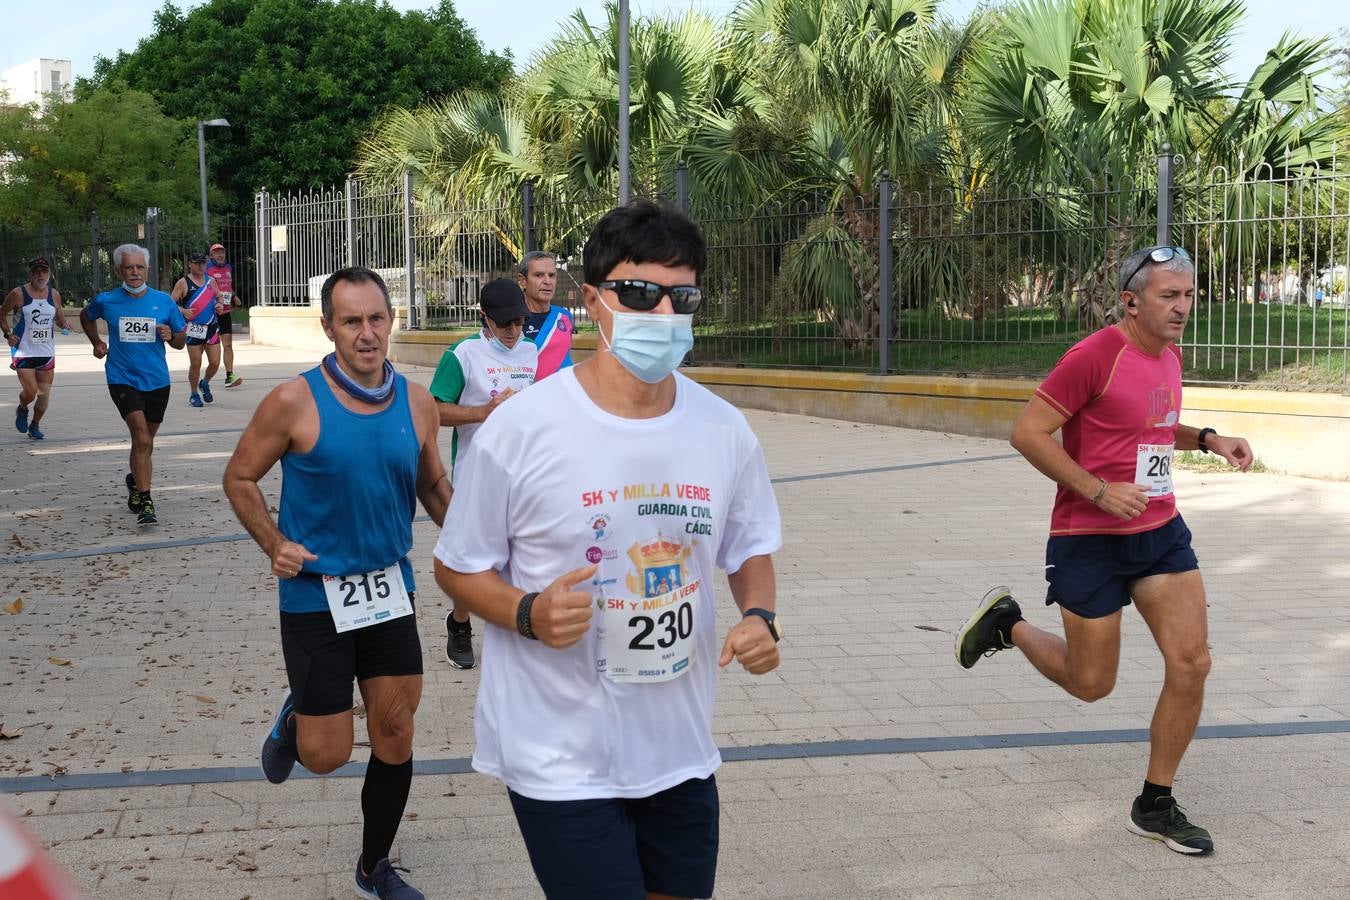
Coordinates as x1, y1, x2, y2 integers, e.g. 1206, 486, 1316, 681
1135, 443, 1175, 498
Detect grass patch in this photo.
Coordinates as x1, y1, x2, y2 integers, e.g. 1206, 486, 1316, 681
1175, 450, 1268, 474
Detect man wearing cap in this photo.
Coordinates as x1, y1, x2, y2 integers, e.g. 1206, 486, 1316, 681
516, 251, 573, 379
429, 278, 539, 669
4, 257, 70, 441
81, 244, 187, 527
171, 251, 224, 408
206, 242, 244, 387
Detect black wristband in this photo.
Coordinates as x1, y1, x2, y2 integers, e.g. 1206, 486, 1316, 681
516, 592, 539, 640
1196, 427, 1217, 454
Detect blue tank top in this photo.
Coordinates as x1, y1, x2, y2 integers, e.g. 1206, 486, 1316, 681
277, 366, 420, 613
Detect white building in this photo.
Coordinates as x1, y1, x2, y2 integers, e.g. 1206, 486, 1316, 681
0, 58, 73, 108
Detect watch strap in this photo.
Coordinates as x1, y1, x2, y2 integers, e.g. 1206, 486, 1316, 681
742, 607, 780, 642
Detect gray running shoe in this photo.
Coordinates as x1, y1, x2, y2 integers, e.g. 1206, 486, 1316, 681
445, 613, 475, 669
1127, 796, 1214, 855
259, 691, 297, 785
955, 586, 1021, 669
355, 856, 423, 900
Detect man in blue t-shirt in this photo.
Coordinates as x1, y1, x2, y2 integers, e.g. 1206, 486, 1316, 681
80, 243, 187, 526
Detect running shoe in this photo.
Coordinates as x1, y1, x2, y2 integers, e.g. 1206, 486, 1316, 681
446, 613, 476, 669
136, 495, 157, 526
259, 690, 298, 785
1127, 795, 1214, 855
126, 473, 142, 512
27, 424, 44, 440
189, 393, 204, 408
199, 379, 213, 403
225, 372, 244, 388
355, 856, 423, 900
15, 406, 28, 433
956, 586, 1021, 669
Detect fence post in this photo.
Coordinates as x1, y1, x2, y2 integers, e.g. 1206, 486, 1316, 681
675, 160, 689, 214
1157, 142, 1173, 246
256, 191, 269, 308
403, 171, 419, 329
145, 208, 160, 288
90, 213, 100, 299
522, 179, 535, 255
345, 177, 356, 267
878, 171, 893, 375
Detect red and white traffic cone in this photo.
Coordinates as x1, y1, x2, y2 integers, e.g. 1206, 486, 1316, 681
0, 808, 85, 899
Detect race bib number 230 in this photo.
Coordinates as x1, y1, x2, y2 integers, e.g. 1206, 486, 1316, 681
322, 564, 412, 633
603, 579, 700, 684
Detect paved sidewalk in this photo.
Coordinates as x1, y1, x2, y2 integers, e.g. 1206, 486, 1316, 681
3, 335, 1350, 898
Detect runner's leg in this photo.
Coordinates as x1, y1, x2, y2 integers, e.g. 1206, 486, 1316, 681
1011, 608, 1122, 702
30, 368, 53, 428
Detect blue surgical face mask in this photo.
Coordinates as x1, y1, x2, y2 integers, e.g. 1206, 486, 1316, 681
483, 326, 516, 354
599, 298, 694, 384
123, 281, 147, 296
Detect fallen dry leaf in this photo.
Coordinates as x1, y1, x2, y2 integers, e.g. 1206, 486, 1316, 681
228, 851, 257, 872
2, 599, 20, 615
0, 724, 23, 740
193, 695, 217, 704
48, 658, 71, 667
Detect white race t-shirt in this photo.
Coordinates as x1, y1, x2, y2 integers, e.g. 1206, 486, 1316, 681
428, 333, 538, 485
433, 369, 781, 800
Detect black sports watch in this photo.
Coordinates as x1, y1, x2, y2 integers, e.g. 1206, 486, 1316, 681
742, 607, 781, 642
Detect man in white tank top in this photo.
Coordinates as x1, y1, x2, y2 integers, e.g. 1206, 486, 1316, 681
3, 258, 69, 440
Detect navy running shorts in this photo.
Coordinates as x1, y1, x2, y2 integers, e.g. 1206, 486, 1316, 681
278, 595, 423, 717
508, 775, 719, 900
1044, 515, 1200, 619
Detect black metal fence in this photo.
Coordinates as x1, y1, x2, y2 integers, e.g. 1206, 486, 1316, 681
1, 210, 256, 310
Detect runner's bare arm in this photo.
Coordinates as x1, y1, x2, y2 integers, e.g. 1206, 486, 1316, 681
409, 384, 452, 527
1011, 394, 1146, 521
52, 291, 69, 331
436, 388, 514, 426
1175, 423, 1254, 471
78, 308, 106, 357
720, 554, 779, 674
170, 279, 188, 302
223, 381, 316, 574
1, 291, 17, 343
434, 562, 597, 648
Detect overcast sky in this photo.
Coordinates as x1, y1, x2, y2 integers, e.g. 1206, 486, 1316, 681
6, 0, 1345, 87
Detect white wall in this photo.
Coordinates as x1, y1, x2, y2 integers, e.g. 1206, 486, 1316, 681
0, 58, 73, 108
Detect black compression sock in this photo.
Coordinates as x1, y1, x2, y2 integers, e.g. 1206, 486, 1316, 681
1140, 780, 1172, 808
361, 752, 413, 874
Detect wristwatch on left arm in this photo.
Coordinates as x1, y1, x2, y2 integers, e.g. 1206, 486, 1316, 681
741, 607, 781, 642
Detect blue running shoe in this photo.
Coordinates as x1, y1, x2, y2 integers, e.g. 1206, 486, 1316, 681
189, 393, 204, 408
27, 424, 44, 440
15, 406, 28, 433
355, 856, 424, 900
259, 691, 297, 784
199, 379, 213, 403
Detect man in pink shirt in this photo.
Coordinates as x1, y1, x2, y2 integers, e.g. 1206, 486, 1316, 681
956, 245, 1253, 856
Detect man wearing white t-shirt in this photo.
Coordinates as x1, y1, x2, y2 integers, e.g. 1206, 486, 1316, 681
434, 200, 783, 900
431, 279, 539, 668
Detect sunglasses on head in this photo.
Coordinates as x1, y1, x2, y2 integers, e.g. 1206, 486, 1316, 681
592, 279, 703, 314
1122, 245, 1191, 292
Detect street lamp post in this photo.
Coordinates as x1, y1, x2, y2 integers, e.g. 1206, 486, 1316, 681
618, 0, 630, 205
197, 118, 231, 236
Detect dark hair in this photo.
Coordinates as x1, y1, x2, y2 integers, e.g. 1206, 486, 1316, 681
320, 266, 391, 322
517, 250, 556, 276
582, 200, 706, 285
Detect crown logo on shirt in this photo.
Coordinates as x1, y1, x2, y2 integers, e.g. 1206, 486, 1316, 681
626, 534, 695, 598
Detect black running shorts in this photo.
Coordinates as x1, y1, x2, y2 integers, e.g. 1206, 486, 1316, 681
108, 383, 171, 423
278, 597, 423, 717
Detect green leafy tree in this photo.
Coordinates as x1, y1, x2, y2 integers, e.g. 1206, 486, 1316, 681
0, 86, 202, 227
85, 0, 511, 215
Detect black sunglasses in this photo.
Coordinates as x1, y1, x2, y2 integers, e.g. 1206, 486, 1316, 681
1121, 246, 1191, 293
592, 279, 703, 314
484, 315, 526, 328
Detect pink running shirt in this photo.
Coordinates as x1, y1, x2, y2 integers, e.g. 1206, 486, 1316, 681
1035, 326, 1182, 535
